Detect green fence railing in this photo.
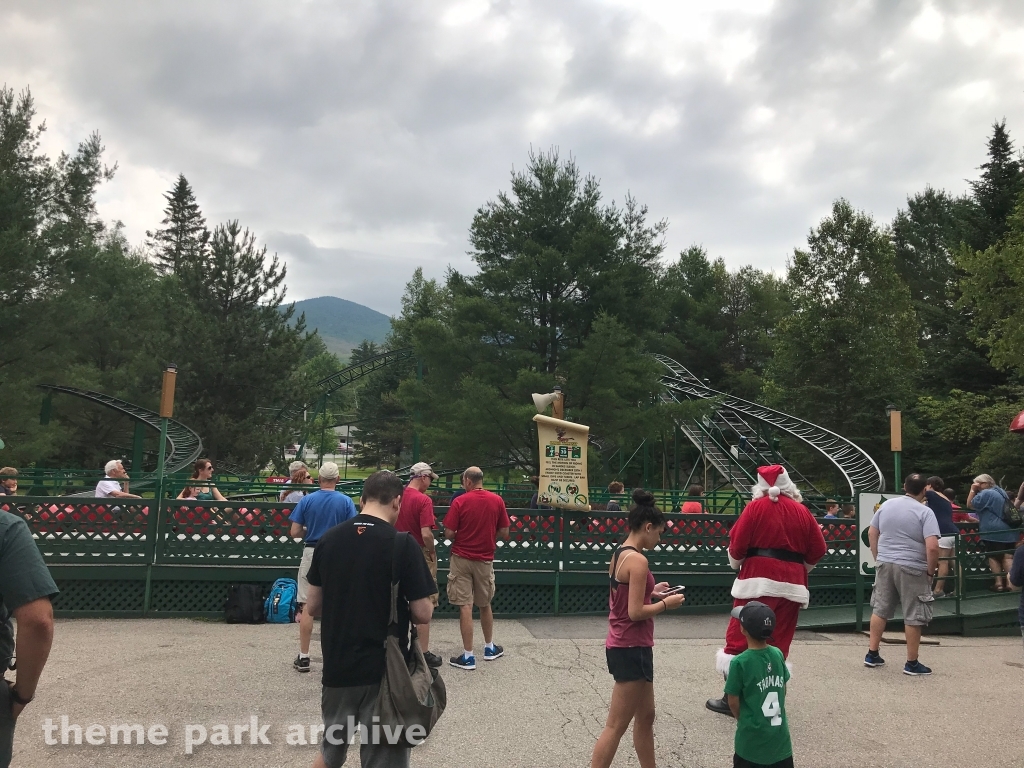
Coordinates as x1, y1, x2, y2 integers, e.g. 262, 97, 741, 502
0, 495, 1016, 630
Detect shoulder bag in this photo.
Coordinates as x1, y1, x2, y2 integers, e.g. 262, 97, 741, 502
373, 531, 447, 745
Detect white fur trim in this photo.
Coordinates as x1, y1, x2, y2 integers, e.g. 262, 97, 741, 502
751, 467, 803, 503
731, 577, 810, 608
728, 553, 745, 570
716, 649, 736, 676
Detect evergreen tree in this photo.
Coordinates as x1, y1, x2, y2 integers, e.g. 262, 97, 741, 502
145, 174, 208, 274
658, 247, 789, 400
170, 220, 307, 469
467, 149, 666, 374
765, 200, 920, 478
891, 187, 1000, 395
398, 152, 675, 474
968, 120, 1024, 250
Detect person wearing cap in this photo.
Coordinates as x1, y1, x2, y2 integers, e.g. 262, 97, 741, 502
707, 465, 826, 716
396, 461, 442, 668
724, 601, 793, 768
288, 462, 358, 673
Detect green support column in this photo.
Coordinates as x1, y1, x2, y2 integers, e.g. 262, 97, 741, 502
144, 416, 169, 615
673, 427, 680, 490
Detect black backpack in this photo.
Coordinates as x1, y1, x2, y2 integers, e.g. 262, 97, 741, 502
224, 584, 267, 624
1000, 491, 1023, 529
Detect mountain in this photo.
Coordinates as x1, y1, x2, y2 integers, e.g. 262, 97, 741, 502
287, 296, 392, 358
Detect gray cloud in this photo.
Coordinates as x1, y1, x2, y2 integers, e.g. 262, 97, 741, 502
3, 0, 1024, 314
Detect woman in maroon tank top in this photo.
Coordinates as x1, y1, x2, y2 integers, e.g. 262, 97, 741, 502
590, 489, 685, 768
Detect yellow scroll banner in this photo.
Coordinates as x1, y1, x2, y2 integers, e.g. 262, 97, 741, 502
533, 414, 591, 511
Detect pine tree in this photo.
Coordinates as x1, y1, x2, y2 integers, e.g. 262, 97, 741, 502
969, 120, 1024, 249
146, 174, 208, 274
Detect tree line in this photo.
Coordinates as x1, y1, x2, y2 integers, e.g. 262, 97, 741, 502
3, 83, 1024, 494
356, 129, 1024, 494
0, 87, 329, 473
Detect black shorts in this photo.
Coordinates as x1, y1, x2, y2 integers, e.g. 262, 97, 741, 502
734, 754, 794, 768
605, 646, 653, 683
981, 540, 1015, 555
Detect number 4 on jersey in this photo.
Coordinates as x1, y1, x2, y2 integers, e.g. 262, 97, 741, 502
761, 691, 782, 726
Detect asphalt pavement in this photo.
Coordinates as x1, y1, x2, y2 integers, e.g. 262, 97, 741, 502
16, 616, 1024, 767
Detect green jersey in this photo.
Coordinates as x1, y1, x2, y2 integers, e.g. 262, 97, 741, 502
724, 645, 792, 764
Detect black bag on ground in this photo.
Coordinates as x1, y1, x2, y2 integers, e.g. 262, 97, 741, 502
224, 584, 266, 624
373, 531, 446, 746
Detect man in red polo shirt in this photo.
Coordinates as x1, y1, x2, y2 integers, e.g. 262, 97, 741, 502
443, 466, 510, 670
396, 461, 442, 668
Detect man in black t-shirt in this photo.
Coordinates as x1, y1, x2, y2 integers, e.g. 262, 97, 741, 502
305, 470, 436, 768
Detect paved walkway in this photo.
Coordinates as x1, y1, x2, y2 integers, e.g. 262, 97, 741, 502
19, 616, 1024, 767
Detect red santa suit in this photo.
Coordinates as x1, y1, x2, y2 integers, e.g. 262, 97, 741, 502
715, 465, 828, 676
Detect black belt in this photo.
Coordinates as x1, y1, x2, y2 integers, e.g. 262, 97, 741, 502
746, 547, 804, 564
304, 542, 317, 548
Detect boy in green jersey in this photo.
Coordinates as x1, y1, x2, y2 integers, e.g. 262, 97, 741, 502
724, 601, 793, 768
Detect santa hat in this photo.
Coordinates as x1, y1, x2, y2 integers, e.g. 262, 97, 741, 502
751, 465, 802, 503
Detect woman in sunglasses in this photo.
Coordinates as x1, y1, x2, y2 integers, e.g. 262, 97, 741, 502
177, 459, 227, 501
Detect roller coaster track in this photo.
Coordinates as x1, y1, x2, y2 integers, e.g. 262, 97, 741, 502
287, 348, 416, 455
38, 385, 204, 476
654, 354, 885, 496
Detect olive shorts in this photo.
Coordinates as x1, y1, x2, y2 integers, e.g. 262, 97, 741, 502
870, 562, 934, 626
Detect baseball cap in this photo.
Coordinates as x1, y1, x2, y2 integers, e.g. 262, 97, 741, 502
318, 462, 340, 481
410, 462, 438, 480
730, 600, 776, 640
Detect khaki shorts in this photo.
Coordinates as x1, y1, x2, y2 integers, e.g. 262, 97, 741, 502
446, 554, 495, 607
870, 562, 934, 626
422, 546, 439, 607
296, 546, 314, 604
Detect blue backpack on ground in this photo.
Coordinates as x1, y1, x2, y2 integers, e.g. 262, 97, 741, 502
265, 578, 298, 623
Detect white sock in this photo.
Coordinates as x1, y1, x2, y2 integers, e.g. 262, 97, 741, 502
464, 649, 474, 658
485, 642, 495, 651
299, 652, 309, 660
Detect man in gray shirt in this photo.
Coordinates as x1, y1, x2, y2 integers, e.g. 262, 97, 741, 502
864, 473, 940, 676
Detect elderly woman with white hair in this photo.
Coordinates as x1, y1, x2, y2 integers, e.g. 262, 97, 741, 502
967, 474, 1020, 592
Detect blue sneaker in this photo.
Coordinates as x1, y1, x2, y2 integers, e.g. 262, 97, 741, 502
484, 644, 504, 661
449, 653, 476, 670
903, 659, 932, 676
864, 650, 885, 667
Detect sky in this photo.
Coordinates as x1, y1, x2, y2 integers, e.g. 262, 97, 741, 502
3, 0, 1024, 315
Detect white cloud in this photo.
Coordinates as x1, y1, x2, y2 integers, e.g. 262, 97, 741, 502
3, 0, 1024, 315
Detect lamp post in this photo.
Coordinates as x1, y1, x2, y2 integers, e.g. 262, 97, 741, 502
145, 363, 177, 615
155, 364, 178, 499
885, 403, 901, 490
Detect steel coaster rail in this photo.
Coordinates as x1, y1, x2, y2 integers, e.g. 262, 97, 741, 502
37, 385, 203, 478
287, 348, 416, 456
654, 354, 885, 495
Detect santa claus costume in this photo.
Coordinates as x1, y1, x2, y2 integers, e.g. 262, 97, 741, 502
705, 465, 828, 716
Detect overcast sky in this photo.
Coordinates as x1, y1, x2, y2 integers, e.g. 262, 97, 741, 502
3, 0, 1024, 315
